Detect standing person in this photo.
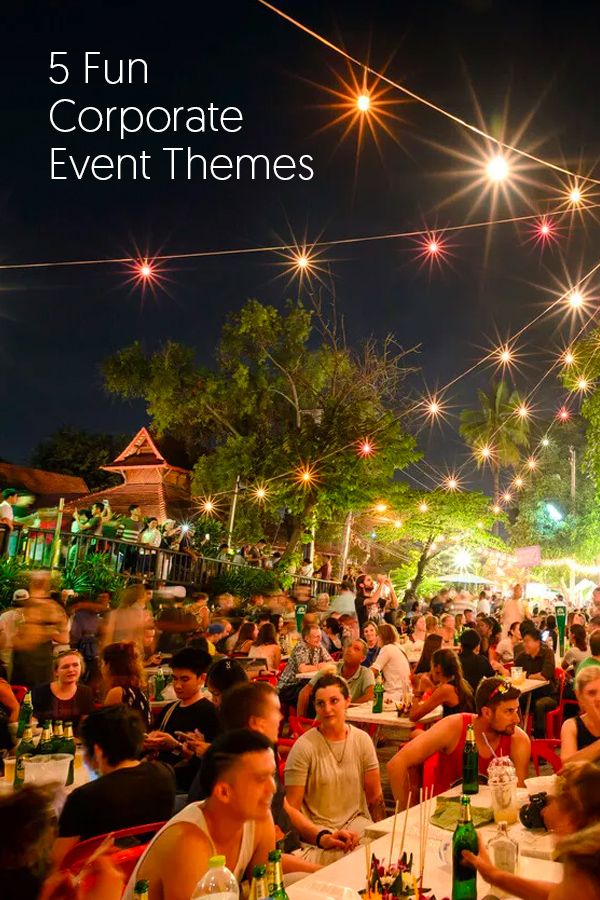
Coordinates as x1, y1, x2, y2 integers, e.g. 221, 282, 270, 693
318, 555, 333, 582
12, 576, 70, 689
514, 627, 558, 737
116, 504, 143, 573
0, 588, 29, 679
430, 589, 449, 617
285, 674, 385, 862
330, 580, 356, 616
101, 641, 152, 729
102, 583, 152, 650
371, 623, 411, 693
410, 648, 474, 721
354, 574, 383, 629
124, 730, 276, 900
52, 705, 176, 868
0, 488, 18, 556
502, 583, 525, 635
388, 677, 531, 806
31, 650, 94, 730
477, 591, 491, 616
362, 622, 380, 667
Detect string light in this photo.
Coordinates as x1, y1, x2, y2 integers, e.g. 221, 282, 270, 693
418, 502, 429, 513
357, 437, 376, 458
443, 474, 462, 492
557, 406, 571, 422
492, 504, 502, 515
513, 475, 524, 489
294, 464, 319, 487
475, 444, 494, 463
250, 483, 269, 503
393, 519, 403, 528
526, 457, 538, 470
486, 154, 510, 183
356, 93, 370, 112
568, 185, 583, 206
374, 502, 388, 513
198, 496, 219, 516
562, 348, 575, 366
541, 437, 550, 446
501, 491, 513, 503
576, 376, 591, 392
515, 403, 530, 420
569, 290, 584, 309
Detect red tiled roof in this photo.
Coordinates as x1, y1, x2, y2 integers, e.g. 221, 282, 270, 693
64, 481, 192, 523
103, 427, 191, 474
0, 462, 88, 496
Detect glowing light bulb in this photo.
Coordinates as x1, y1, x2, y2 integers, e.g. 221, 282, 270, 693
296, 254, 310, 270
295, 464, 318, 487
502, 492, 512, 503
569, 290, 584, 308
577, 376, 590, 392
139, 263, 153, 278
499, 348, 512, 365
445, 477, 459, 491
428, 401, 440, 415
540, 223, 550, 236
526, 457, 538, 471
513, 476, 524, 489
356, 94, 370, 112
256, 487, 267, 500
569, 186, 582, 205
557, 407, 570, 422
486, 154, 509, 182
516, 404, 530, 419
477, 445, 492, 461
375, 502, 388, 514
418, 502, 429, 513
357, 437, 376, 458
563, 349, 575, 365
492, 505, 502, 515
428, 241, 439, 255
394, 519, 403, 528
202, 500, 214, 513
541, 437, 550, 446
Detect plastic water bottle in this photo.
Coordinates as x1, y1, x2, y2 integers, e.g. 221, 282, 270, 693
192, 855, 239, 900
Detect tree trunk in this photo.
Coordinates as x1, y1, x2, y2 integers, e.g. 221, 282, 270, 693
283, 498, 317, 560
405, 535, 434, 600
492, 465, 501, 536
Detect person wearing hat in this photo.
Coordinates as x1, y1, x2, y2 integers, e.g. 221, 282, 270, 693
205, 622, 226, 656
0, 588, 29, 679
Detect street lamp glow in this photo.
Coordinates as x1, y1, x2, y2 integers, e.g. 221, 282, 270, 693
486, 154, 509, 182
454, 548, 471, 570
546, 502, 564, 523
356, 93, 370, 112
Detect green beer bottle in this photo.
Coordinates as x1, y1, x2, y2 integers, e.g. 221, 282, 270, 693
267, 849, 289, 900
372, 672, 384, 713
452, 795, 478, 900
52, 720, 64, 753
14, 725, 36, 788
63, 721, 76, 785
16, 690, 33, 739
462, 723, 479, 795
133, 880, 150, 900
249, 864, 269, 900
154, 668, 165, 702
38, 721, 54, 755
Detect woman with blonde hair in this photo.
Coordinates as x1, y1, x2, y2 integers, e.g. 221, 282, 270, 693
561, 663, 600, 763
101, 641, 152, 729
31, 650, 93, 729
371, 623, 410, 693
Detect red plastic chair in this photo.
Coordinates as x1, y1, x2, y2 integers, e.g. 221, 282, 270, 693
276, 737, 296, 780
253, 673, 278, 687
545, 668, 579, 738
10, 685, 27, 704
288, 715, 317, 739
530, 739, 562, 775
422, 751, 442, 797
61, 821, 167, 877
524, 668, 566, 737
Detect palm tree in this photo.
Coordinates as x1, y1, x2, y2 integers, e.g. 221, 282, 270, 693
459, 380, 531, 499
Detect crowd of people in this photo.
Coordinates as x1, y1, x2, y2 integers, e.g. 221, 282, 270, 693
1, 570, 600, 899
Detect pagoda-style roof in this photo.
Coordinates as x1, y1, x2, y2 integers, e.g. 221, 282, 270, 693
102, 427, 191, 474
0, 461, 88, 507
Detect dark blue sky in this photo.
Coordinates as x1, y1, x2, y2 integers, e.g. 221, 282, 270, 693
2, 0, 599, 493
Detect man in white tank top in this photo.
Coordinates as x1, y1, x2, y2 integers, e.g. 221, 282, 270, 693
124, 730, 276, 900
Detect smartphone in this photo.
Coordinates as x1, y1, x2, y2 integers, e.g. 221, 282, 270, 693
541, 629, 550, 642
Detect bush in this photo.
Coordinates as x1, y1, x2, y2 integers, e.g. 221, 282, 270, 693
0, 557, 29, 610
61, 553, 126, 602
207, 565, 281, 601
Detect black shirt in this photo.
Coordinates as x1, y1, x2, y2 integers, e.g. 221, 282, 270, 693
459, 652, 495, 695
32, 683, 94, 730
157, 698, 219, 743
514, 646, 557, 689
58, 761, 175, 840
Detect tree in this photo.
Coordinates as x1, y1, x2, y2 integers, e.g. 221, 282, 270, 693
509, 417, 600, 580
103, 297, 420, 556
364, 487, 502, 598
30, 427, 127, 491
561, 327, 600, 491
459, 381, 530, 498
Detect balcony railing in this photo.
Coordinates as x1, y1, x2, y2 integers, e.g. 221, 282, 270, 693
8, 525, 341, 595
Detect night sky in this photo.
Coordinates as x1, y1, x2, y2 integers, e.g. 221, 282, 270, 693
3, 0, 600, 492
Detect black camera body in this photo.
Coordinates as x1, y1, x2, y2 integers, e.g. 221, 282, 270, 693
519, 791, 549, 830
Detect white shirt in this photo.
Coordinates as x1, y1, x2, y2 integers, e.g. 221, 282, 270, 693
477, 597, 491, 616
0, 500, 13, 524
372, 643, 411, 693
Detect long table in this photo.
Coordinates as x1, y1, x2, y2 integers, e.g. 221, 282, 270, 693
288, 784, 563, 900
346, 702, 443, 743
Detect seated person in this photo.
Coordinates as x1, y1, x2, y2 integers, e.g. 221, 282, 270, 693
371, 624, 411, 692
458, 628, 495, 694
53, 705, 176, 867
32, 650, 93, 731
248, 622, 281, 671
464, 760, 600, 900
285, 674, 385, 863
278, 623, 333, 707
409, 648, 474, 721
189, 682, 358, 872
575, 630, 600, 674
144, 648, 218, 789
362, 622, 380, 668
205, 657, 248, 709
561, 664, 600, 763
492, 620, 522, 664
514, 627, 558, 737
387, 676, 530, 807
102, 641, 152, 730
297, 639, 375, 717
123, 730, 276, 900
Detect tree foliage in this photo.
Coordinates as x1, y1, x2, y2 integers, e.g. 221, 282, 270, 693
365, 487, 503, 598
30, 427, 127, 491
103, 297, 419, 554
459, 381, 530, 496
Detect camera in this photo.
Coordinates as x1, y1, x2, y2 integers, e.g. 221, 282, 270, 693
519, 792, 549, 830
